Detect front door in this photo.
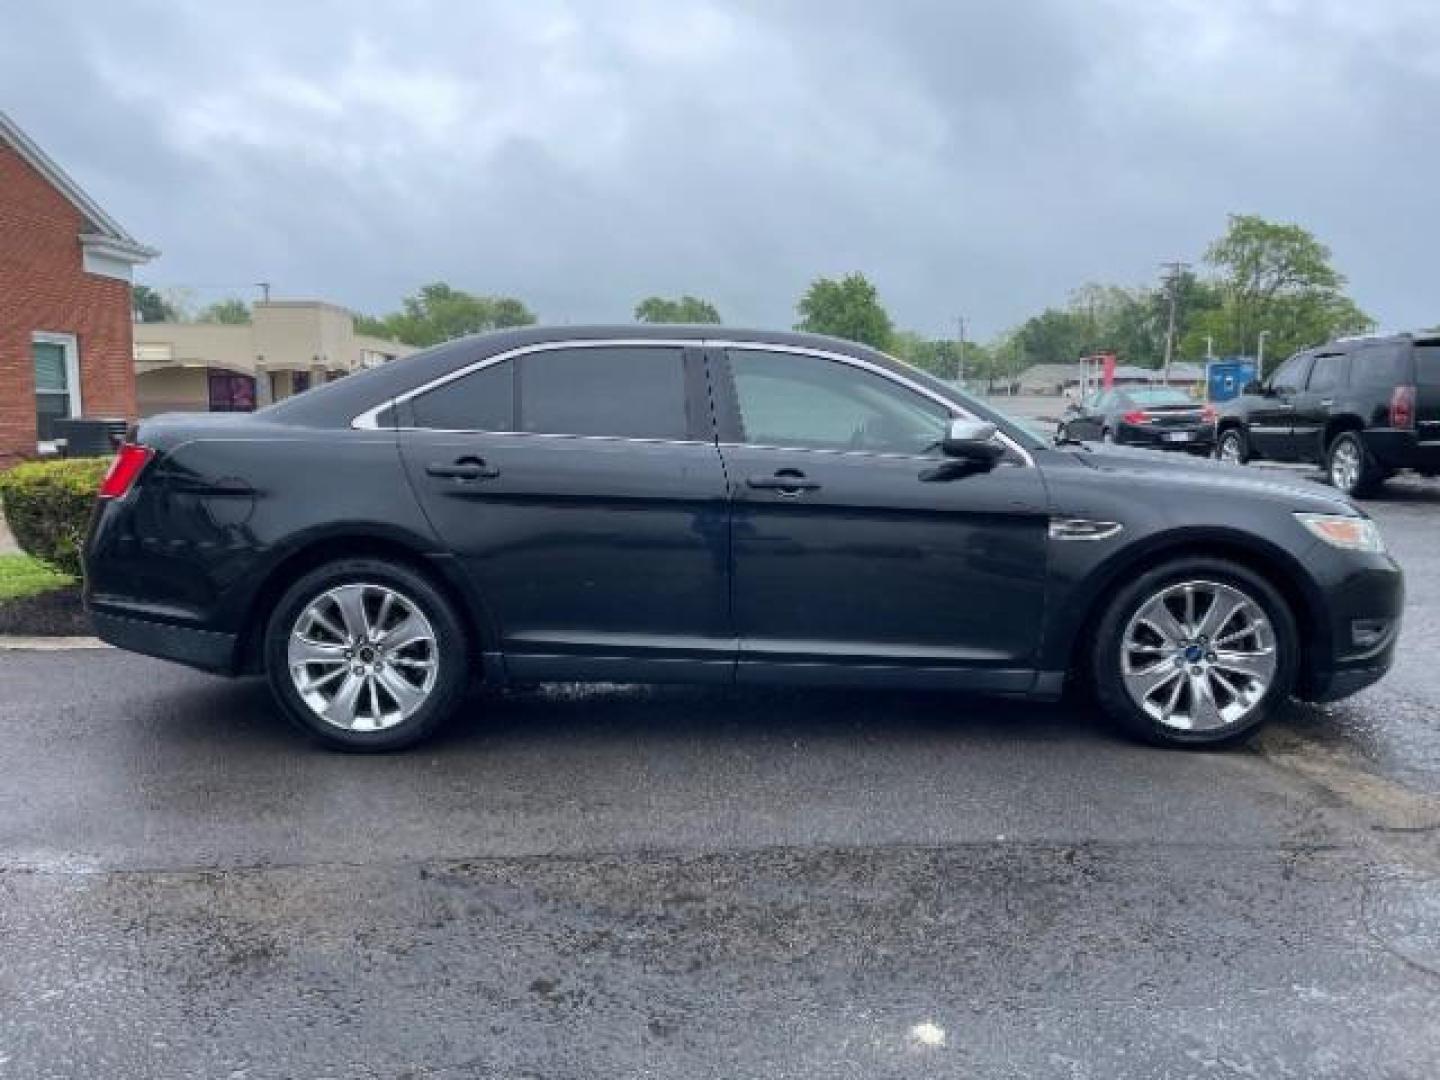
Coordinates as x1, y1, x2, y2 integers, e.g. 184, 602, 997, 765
399, 342, 733, 682
1066, 390, 1110, 441
1289, 350, 1348, 463
710, 346, 1050, 691
1249, 352, 1313, 460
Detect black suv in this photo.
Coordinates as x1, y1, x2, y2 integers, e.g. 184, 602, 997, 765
1214, 332, 1440, 496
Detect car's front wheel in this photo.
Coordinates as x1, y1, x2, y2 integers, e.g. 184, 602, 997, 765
1091, 558, 1297, 748
264, 557, 469, 751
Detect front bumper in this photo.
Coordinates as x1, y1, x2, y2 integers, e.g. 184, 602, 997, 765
1294, 549, 1403, 703
91, 609, 238, 674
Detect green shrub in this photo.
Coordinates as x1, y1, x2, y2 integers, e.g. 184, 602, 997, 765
0, 457, 111, 577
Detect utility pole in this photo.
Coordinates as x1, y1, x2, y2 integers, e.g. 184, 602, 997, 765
1159, 261, 1190, 386
956, 316, 967, 387
1257, 330, 1270, 377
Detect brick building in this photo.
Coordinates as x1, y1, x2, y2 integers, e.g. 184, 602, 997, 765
1, 110, 157, 465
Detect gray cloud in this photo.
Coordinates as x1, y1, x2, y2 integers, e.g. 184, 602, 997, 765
4, 0, 1437, 338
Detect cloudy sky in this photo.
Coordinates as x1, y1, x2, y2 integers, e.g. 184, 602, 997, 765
4, 0, 1437, 338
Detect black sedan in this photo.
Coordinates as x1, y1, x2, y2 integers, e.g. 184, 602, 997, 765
84, 326, 1401, 751
1058, 386, 1217, 453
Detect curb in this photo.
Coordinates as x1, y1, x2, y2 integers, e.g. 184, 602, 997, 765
0, 635, 108, 651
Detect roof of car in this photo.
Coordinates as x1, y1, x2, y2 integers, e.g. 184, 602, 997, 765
1329, 329, 1440, 347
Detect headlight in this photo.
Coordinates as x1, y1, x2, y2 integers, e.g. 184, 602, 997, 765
1295, 512, 1386, 553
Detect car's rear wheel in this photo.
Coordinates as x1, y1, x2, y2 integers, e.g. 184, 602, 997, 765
1215, 426, 1248, 464
264, 557, 468, 751
1091, 558, 1297, 748
1326, 431, 1383, 498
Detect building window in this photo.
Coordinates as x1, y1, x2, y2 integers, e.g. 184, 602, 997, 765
207, 370, 256, 412
32, 333, 82, 443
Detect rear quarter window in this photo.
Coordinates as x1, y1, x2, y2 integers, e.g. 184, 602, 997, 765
1416, 344, 1440, 389
410, 361, 515, 431
1352, 342, 1412, 387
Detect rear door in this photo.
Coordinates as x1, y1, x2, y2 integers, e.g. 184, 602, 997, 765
1249, 352, 1313, 459
1290, 349, 1349, 462
711, 345, 1050, 690
398, 341, 734, 682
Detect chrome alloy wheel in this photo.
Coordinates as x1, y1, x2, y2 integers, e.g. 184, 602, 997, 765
1330, 437, 1362, 493
287, 583, 439, 731
1218, 431, 1243, 463
1120, 580, 1277, 732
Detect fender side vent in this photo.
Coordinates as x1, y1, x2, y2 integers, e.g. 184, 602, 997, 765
1049, 518, 1123, 541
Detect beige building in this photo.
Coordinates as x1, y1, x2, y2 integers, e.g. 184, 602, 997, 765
133, 300, 416, 416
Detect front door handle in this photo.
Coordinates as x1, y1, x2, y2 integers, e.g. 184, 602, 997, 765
426, 456, 500, 481
746, 470, 820, 495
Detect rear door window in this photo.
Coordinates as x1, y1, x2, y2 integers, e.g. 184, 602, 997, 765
517, 346, 690, 440
1306, 352, 1349, 393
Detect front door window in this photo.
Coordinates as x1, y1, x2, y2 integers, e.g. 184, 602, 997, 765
725, 349, 949, 455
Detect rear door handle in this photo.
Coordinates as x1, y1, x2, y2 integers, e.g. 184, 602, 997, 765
746, 470, 820, 494
426, 457, 500, 481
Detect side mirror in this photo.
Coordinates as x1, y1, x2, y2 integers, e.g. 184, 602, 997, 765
940, 419, 1004, 465
1242, 380, 1265, 396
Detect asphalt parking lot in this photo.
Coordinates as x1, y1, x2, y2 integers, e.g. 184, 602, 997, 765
2, 468, 1438, 1077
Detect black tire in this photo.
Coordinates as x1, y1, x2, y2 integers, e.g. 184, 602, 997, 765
263, 557, 469, 751
1215, 426, 1249, 464
1326, 430, 1384, 498
1091, 557, 1299, 749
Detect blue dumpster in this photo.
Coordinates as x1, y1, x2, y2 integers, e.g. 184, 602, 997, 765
1207, 359, 1258, 403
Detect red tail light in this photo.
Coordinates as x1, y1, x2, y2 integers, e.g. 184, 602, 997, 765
1390, 385, 1416, 430
98, 443, 154, 499
1122, 410, 1152, 424
1201, 404, 1218, 423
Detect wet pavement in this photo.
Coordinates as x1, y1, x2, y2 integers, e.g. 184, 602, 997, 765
2, 475, 1439, 1076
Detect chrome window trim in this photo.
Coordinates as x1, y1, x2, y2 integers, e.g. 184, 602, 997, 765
350, 335, 1034, 466
374, 428, 711, 448
708, 339, 1034, 466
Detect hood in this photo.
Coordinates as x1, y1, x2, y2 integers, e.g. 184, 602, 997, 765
1072, 444, 1359, 515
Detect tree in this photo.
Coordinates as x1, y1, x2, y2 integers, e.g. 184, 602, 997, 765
360, 283, 536, 346
132, 285, 178, 323
890, 331, 959, 379
198, 298, 251, 324
1201, 214, 1371, 361
634, 295, 721, 324
795, 273, 893, 349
